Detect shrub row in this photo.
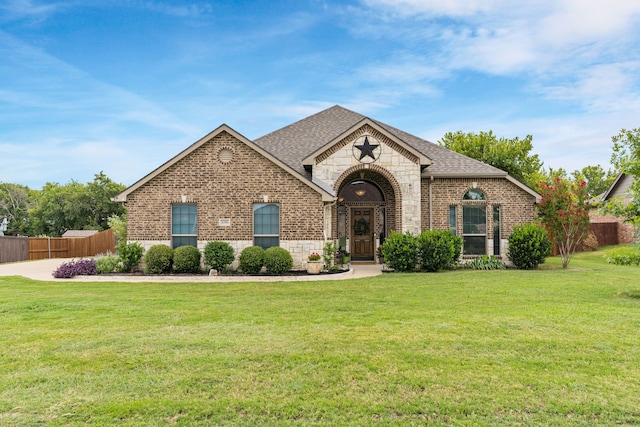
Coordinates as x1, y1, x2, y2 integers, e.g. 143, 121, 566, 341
381, 230, 463, 272
94, 241, 296, 275
239, 246, 293, 274
381, 223, 552, 272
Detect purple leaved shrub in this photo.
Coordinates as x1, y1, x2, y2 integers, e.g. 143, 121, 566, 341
52, 259, 98, 279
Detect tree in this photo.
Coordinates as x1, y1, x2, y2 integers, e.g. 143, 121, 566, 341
28, 172, 126, 237
438, 130, 543, 187
535, 177, 590, 268
571, 165, 616, 198
0, 182, 33, 235
604, 128, 640, 232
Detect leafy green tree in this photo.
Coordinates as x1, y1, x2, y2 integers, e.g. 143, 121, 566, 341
0, 182, 33, 235
571, 165, 616, 198
604, 128, 640, 233
28, 172, 125, 236
438, 130, 543, 187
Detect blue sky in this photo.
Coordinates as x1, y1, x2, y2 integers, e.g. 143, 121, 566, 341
1, 0, 640, 188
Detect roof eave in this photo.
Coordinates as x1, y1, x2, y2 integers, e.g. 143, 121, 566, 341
114, 124, 335, 203
421, 172, 541, 201
302, 118, 432, 167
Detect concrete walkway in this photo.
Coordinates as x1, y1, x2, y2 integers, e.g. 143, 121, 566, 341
0, 258, 383, 282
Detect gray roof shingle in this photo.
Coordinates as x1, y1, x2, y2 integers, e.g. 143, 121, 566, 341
254, 105, 506, 178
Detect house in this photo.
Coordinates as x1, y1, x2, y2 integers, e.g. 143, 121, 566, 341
114, 105, 540, 268
590, 173, 635, 244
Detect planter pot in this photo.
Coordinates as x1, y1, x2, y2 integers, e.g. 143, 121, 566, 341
306, 261, 322, 275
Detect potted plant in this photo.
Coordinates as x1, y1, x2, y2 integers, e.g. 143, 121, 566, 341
307, 252, 322, 274
337, 248, 350, 266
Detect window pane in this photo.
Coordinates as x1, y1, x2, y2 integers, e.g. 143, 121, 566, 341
255, 236, 279, 250
493, 205, 500, 255
463, 189, 486, 200
172, 204, 197, 235
449, 206, 457, 235
463, 206, 486, 234
464, 236, 486, 255
173, 236, 197, 249
254, 204, 279, 235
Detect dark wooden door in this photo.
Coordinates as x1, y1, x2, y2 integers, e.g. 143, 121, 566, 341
351, 208, 374, 260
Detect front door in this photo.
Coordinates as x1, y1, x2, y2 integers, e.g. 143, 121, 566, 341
351, 208, 374, 260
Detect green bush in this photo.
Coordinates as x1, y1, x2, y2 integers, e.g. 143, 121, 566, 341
508, 223, 551, 269
173, 245, 202, 274
382, 231, 419, 272
144, 244, 174, 274
263, 247, 293, 274
96, 253, 119, 274
203, 241, 235, 272
417, 230, 463, 272
605, 246, 640, 266
239, 246, 265, 274
116, 241, 144, 273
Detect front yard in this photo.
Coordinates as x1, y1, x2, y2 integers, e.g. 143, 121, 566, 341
1, 248, 639, 425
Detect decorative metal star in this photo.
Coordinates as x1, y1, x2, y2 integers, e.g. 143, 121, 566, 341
355, 136, 379, 161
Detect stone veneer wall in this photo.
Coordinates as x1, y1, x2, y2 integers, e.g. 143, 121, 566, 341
422, 177, 537, 255
314, 125, 423, 234
126, 130, 326, 268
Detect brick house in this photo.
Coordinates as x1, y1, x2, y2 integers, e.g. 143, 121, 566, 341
590, 173, 635, 244
114, 105, 540, 268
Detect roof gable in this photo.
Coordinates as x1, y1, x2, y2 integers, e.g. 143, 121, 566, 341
114, 124, 335, 203
300, 117, 432, 167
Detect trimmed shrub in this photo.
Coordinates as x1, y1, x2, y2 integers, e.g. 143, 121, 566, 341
204, 241, 235, 272
508, 223, 551, 269
96, 253, 119, 274
173, 245, 202, 274
53, 258, 97, 278
116, 241, 144, 273
606, 246, 640, 266
264, 247, 293, 274
239, 246, 265, 274
144, 244, 174, 274
417, 230, 463, 272
382, 231, 419, 272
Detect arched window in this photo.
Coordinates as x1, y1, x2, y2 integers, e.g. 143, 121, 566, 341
462, 188, 487, 255
463, 188, 486, 200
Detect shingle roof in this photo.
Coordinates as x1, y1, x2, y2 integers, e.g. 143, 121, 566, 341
254, 105, 506, 178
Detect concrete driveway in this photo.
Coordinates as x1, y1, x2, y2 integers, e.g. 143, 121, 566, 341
0, 259, 382, 282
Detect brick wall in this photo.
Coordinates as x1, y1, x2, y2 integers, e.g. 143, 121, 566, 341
421, 178, 537, 238
126, 131, 325, 244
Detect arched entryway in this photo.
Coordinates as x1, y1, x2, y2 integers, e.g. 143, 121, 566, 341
335, 167, 400, 262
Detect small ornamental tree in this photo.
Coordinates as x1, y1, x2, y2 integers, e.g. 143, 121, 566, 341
535, 177, 590, 268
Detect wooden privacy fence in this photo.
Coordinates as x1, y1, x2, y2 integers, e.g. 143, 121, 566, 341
590, 222, 619, 247
0, 236, 29, 263
28, 229, 116, 261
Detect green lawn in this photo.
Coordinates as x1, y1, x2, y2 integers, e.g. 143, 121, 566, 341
1, 249, 639, 426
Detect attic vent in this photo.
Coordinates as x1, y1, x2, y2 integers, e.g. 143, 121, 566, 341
218, 148, 234, 163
